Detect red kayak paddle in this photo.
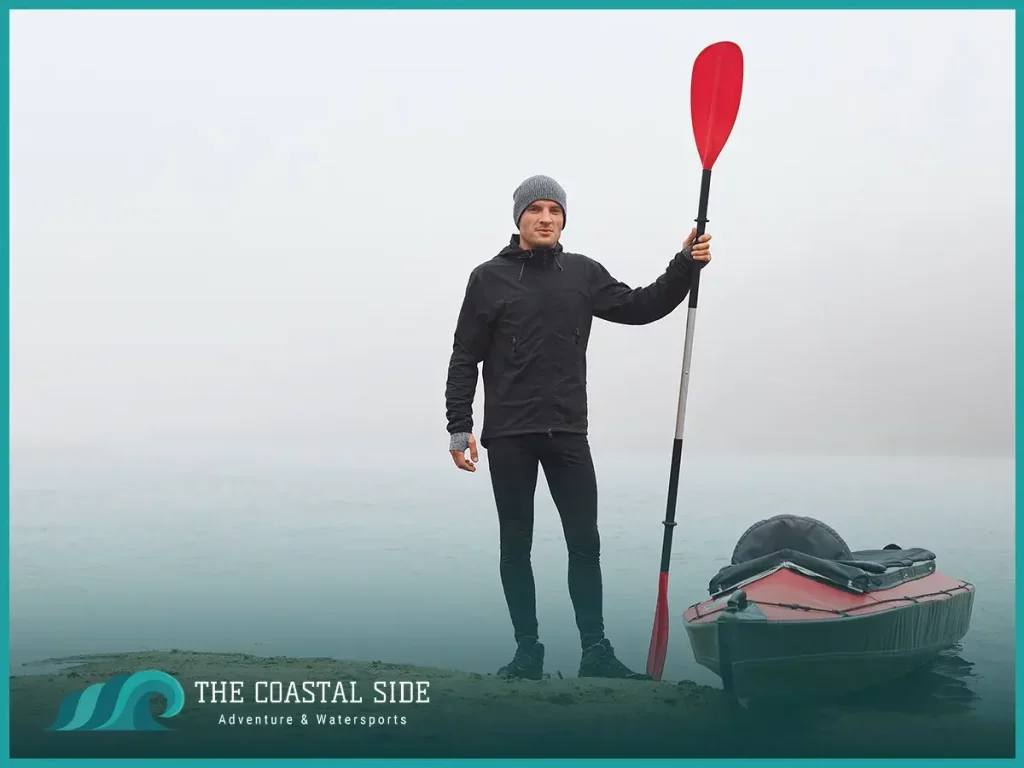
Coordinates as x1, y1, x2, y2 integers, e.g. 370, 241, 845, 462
646, 41, 744, 682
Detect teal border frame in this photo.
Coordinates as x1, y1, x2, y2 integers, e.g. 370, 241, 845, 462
2, 2, 1018, 765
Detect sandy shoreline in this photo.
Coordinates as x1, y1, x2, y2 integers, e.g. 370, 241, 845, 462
9, 648, 1014, 759
11, 648, 728, 758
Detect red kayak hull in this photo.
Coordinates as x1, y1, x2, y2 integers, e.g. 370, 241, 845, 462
683, 567, 975, 700
682, 515, 976, 700
685, 566, 973, 624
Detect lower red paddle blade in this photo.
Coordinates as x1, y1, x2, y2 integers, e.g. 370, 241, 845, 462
691, 41, 744, 170
646, 572, 670, 680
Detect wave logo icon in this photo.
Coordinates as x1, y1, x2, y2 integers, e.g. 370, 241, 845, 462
47, 669, 186, 732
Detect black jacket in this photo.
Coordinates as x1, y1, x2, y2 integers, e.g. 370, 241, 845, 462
445, 235, 703, 445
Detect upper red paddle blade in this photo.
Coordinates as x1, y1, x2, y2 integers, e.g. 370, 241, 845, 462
691, 41, 744, 170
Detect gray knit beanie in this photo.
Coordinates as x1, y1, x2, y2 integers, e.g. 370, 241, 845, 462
513, 175, 567, 228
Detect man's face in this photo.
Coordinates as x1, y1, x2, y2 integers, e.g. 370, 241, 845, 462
518, 199, 564, 249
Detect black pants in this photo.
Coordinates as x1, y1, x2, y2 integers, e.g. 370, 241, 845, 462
486, 432, 605, 650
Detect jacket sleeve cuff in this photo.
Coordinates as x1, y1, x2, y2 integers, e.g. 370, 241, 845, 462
449, 432, 471, 452
680, 245, 703, 266
669, 245, 704, 276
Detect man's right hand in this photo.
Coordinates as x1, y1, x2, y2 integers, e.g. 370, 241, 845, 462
450, 433, 479, 472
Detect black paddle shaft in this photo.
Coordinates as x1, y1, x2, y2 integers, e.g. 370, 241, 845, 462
658, 167, 712, 574
688, 168, 712, 308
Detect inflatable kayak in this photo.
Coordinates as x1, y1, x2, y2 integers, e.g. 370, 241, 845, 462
683, 515, 975, 701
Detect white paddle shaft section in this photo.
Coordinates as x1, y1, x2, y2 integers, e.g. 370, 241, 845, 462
673, 307, 698, 440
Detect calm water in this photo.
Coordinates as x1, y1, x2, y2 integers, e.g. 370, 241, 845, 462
9, 450, 1015, 736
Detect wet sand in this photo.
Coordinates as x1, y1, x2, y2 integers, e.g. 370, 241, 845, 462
9, 649, 1013, 759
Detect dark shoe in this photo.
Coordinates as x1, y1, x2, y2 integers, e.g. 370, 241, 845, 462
578, 639, 652, 680
497, 639, 545, 680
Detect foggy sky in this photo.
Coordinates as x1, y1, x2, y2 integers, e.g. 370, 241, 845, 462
10, 10, 1015, 464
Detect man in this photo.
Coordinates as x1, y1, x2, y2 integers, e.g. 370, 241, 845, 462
444, 174, 712, 681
